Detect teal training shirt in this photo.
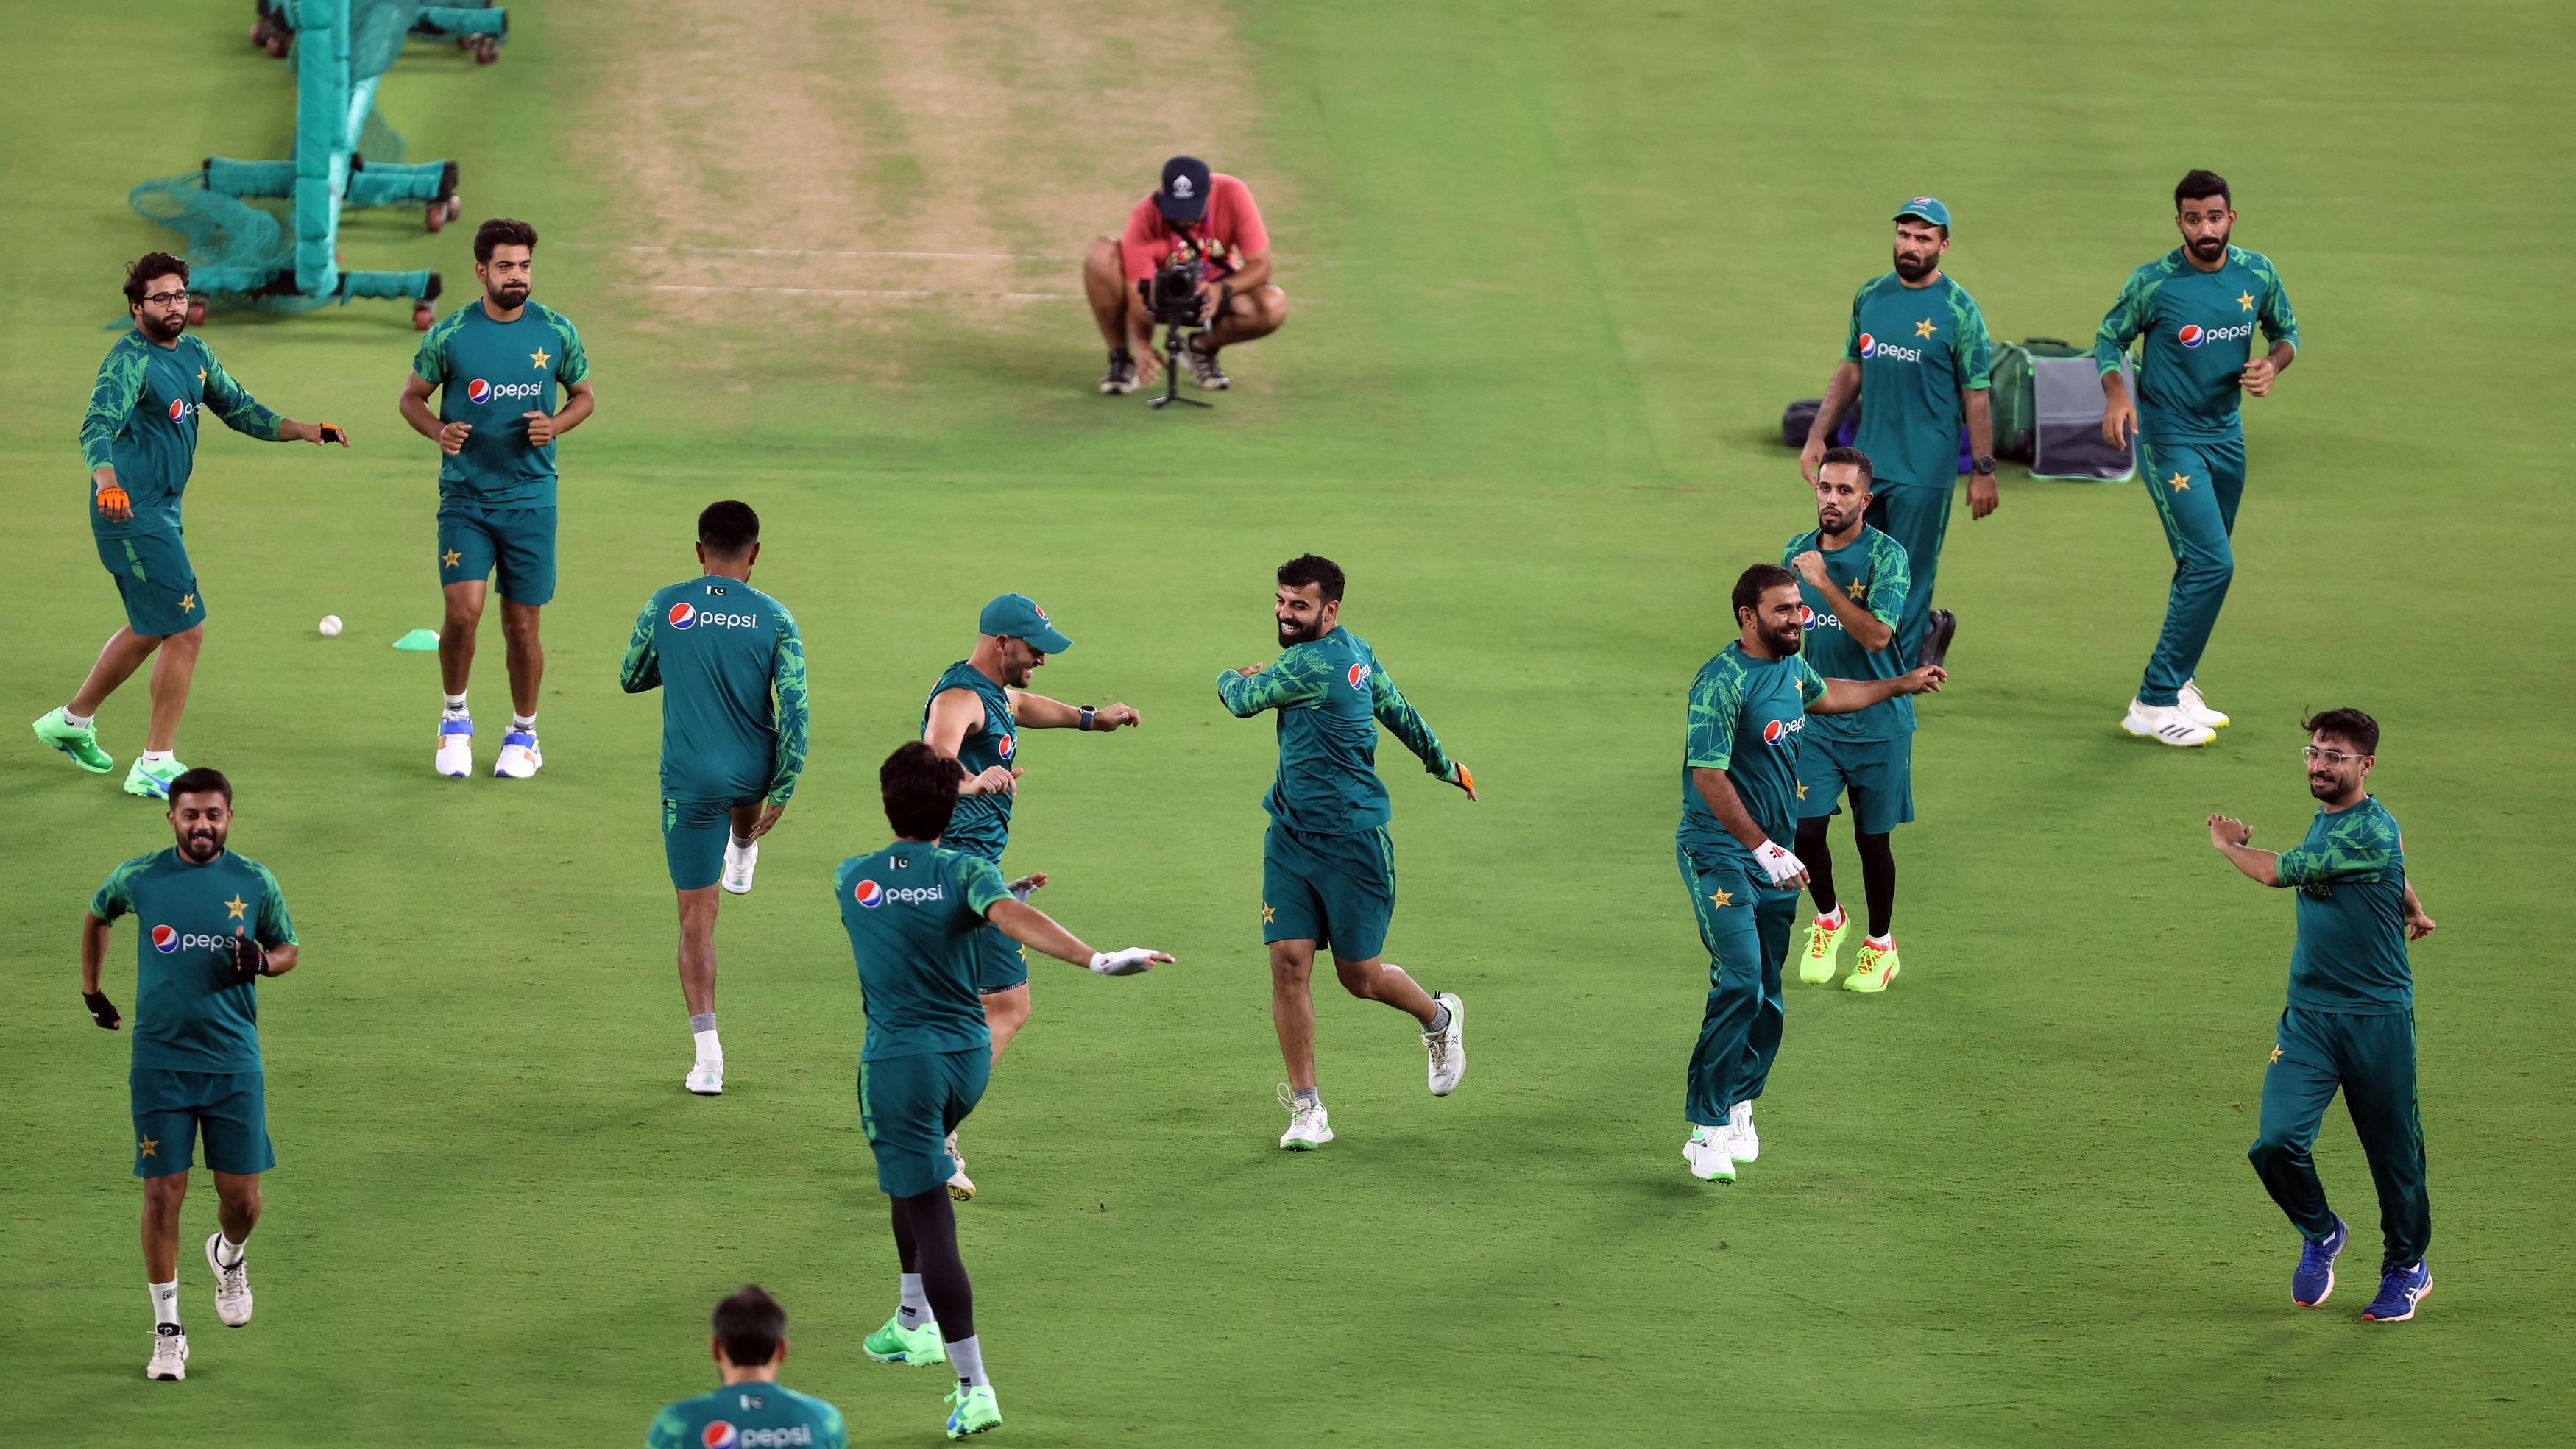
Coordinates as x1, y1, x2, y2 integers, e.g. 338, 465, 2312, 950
410, 300, 588, 508
1677, 644, 1827, 865
80, 330, 283, 539
645, 1381, 847, 1449
91, 847, 297, 1072
1841, 271, 1992, 489
2092, 245, 2298, 443
922, 662, 1016, 862
1782, 525, 1912, 742
1217, 628, 1453, 837
835, 843, 1012, 1061
620, 577, 808, 804
2276, 795, 2413, 1013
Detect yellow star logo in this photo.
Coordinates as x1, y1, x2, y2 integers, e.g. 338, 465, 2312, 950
1846, 579, 1867, 604
197, 367, 208, 386
177, 593, 197, 614
1795, 782, 1808, 801
528, 346, 551, 369
2268, 1044, 2283, 1065
2237, 291, 2256, 311
224, 894, 248, 920
442, 547, 463, 568
1708, 888, 1735, 910
1914, 319, 1936, 339
1261, 904, 1275, 924
138, 1136, 158, 1158
2168, 472, 2190, 491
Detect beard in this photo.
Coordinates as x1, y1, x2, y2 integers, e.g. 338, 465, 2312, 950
1278, 616, 1320, 646
1892, 247, 1935, 281
1766, 622, 1805, 656
1817, 506, 1853, 536
2188, 227, 2230, 261
489, 281, 529, 307
139, 311, 185, 343
179, 826, 224, 862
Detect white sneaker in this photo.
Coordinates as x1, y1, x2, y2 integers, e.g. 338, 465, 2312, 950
434, 715, 473, 778
945, 1130, 976, 1200
147, 1325, 189, 1381
2177, 679, 2231, 730
2121, 698, 2215, 748
685, 1059, 723, 1096
204, 1232, 252, 1327
1423, 991, 1466, 1096
1727, 1100, 1760, 1163
492, 729, 542, 779
1276, 1083, 1334, 1150
1683, 1124, 1735, 1183
722, 837, 759, 896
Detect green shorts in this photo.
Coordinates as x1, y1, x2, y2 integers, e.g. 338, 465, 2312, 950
859, 1048, 991, 1197
972, 923, 1030, 993
437, 502, 557, 606
1262, 819, 1396, 963
96, 531, 205, 638
1794, 732, 1915, 834
663, 797, 754, 890
131, 1068, 273, 1179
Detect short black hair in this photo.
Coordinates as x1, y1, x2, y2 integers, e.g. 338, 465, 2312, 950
2175, 169, 2231, 210
711, 1285, 785, 1367
1278, 553, 1345, 605
164, 766, 233, 806
124, 252, 190, 306
473, 217, 539, 263
1733, 562, 1797, 620
1818, 445, 1875, 489
882, 741, 960, 842
698, 500, 760, 558
2302, 707, 2379, 754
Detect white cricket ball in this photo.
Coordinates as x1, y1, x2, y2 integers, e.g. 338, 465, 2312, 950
318, 614, 343, 637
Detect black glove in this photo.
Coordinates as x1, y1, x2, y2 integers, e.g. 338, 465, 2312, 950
84, 991, 121, 1030
226, 932, 269, 984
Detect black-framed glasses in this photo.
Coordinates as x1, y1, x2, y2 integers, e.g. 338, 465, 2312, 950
141, 290, 193, 307
2302, 745, 2368, 765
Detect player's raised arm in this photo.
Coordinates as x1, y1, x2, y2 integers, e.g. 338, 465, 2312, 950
618, 599, 663, 692
983, 897, 1172, 976
1008, 690, 1140, 732
1367, 667, 1473, 798
764, 607, 809, 807
1215, 648, 1329, 718
1811, 659, 1945, 716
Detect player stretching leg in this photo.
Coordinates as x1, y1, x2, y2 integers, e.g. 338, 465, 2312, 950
842, 743, 1170, 1436
2208, 709, 2438, 1322
1217, 555, 1477, 1149
79, 768, 300, 1378
1677, 566, 1943, 1182
646, 1286, 846, 1449
2097, 169, 2299, 747
399, 219, 595, 780
619, 502, 807, 1096
36, 254, 349, 798
1783, 450, 1920, 992
921, 594, 1140, 1197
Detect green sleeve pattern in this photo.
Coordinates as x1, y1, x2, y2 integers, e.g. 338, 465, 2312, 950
821, 1403, 848, 1449
199, 344, 284, 440
2276, 813, 2397, 888
2092, 266, 2155, 375
766, 606, 810, 804
410, 313, 456, 384
1795, 656, 1830, 706
90, 854, 149, 921
548, 309, 590, 385
1866, 533, 1911, 631
250, 860, 298, 948
80, 339, 146, 470
1684, 662, 1742, 770
1840, 281, 1868, 364
1217, 647, 1331, 717
2254, 253, 2299, 352
644, 1406, 684, 1449
960, 855, 1012, 916
1950, 285, 1994, 389
1368, 667, 1454, 778
618, 599, 662, 692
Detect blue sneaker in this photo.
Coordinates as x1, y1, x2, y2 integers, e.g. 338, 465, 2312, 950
2361, 1261, 2432, 1322
2292, 1214, 2348, 1306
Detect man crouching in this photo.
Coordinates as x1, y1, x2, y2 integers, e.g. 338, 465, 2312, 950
1083, 155, 1287, 394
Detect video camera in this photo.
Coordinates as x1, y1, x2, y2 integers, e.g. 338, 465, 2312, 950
1136, 232, 1225, 411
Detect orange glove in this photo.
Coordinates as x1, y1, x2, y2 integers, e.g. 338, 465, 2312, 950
1450, 762, 1477, 801
95, 483, 131, 518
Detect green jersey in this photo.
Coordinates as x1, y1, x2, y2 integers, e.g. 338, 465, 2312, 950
1782, 525, 1911, 741
80, 330, 284, 539
646, 1382, 846, 1449
1677, 644, 1827, 862
620, 577, 809, 804
1217, 628, 1453, 837
2092, 245, 2298, 443
921, 662, 1016, 862
835, 843, 1012, 1062
2276, 795, 2412, 1013
90, 847, 297, 1073
410, 300, 589, 508
1841, 271, 1992, 489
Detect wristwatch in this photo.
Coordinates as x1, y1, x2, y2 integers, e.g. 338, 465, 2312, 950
1078, 706, 1096, 731
1972, 456, 1997, 475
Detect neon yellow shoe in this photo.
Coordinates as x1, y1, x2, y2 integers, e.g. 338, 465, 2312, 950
1797, 914, 1850, 985
944, 1384, 1002, 1438
1844, 940, 1900, 993
33, 707, 114, 773
863, 1314, 946, 1367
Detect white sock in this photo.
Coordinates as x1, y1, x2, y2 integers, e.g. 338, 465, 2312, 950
443, 692, 469, 715
511, 712, 537, 733
215, 1232, 245, 1268
150, 1280, 181, 1328
1816, 905, 1846, 929
947, 1333, 988, 1389
898, 1273, 930, 1328
63, 708, 95, 729
1866, 934, 1894, 951
140, 749, 174, 765
693, 1028, 722, 1063
729, 834, 757, 851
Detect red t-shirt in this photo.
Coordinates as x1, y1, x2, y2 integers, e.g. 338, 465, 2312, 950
1119, 174, 1270, 284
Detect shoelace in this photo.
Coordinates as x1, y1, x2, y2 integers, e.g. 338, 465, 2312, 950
1274, 1083, 1321, 1127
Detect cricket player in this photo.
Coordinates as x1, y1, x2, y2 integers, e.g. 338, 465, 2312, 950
1083, 155, 1288, 394
399, 217, 595, 779
2208, 708, 2438, 1322
842, 742, 1169, 1439
618, 501, 808, 1096
79, 768, 300, 1379
646, 1286, 846, 1449
1679, 564, 1944, 1183
921, 593, 1141, 1197
1783, 448, 1918, 992
1217, 554, 1476, 1150
35, 254, 350, 799
1798, 196, 1995, 668
2097, 169, 2299, 747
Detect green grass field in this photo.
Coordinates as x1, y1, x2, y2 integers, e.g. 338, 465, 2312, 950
6, 2, 2573, 1443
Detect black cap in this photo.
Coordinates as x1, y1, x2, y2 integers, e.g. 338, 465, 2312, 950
1157, 156, 1211, 224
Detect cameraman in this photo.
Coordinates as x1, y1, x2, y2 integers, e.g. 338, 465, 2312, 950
1083, 156, 1287, 394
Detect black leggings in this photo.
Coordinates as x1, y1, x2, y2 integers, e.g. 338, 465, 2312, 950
891, 1188, 974, 1341
1792, 816, 1897, 939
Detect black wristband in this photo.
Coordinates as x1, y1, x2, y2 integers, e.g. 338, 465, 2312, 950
1972, 456, 1997, 475
1079, 706, 1096, 732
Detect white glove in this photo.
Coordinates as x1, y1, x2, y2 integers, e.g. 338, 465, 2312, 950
1089, 947, 1160, 977
1752, 840, 1806, 887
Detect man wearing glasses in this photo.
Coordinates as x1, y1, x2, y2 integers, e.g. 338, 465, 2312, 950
2206, 708, 2438, 1322
34, 254, 349, 799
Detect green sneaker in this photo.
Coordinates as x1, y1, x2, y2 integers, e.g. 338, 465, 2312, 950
32, 707, 114, 773
1844, 941, 1900, 993
863, 1314, 946, 1367
124, 755, 188, 799
944, 1384, 1001, 1439
1796, 913, 1850, 985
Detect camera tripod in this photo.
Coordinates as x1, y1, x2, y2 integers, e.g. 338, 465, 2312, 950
1150, 323, 1211, 411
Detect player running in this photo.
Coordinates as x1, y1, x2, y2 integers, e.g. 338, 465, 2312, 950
2095, 169, 2299, 747
921, 593, 1142, 1197
1217, 554, 1476, 1150
35, 254, 350, 799
79, 768, 300, 1379
619, 501, 808, 1097
1797, 196, 1995, 669
2207, 708, 2438, 1323
399, 218, 595, 780
842, 743, 1170, 1438
1679, 564, 1944, 1183
1783, 449, 1919, 993
646, 1286, 846, 1449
